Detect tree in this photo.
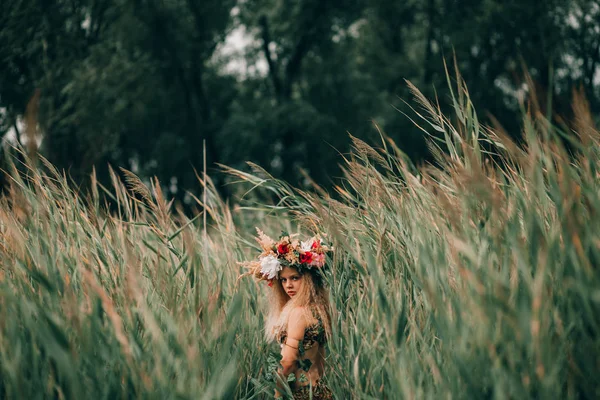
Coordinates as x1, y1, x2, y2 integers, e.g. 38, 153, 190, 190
1, 0, 598, 201
1, 0, 236, 201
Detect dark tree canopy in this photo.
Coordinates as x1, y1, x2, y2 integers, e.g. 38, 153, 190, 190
1, 0, 599, 203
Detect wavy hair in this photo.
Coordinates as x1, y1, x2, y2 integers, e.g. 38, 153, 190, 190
264, 267, 332, 342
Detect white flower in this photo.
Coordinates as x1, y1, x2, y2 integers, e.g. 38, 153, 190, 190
260, 255, 282, 279
301, 238, 321, 252
300, 240, 313, 252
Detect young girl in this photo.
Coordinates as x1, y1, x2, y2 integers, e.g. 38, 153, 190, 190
240, 230, 333, 399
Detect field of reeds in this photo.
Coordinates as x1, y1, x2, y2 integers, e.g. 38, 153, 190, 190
1, 70, 599, 399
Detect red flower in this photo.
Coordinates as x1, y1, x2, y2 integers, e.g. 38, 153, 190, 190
299, 252, 313, 264
277, 243, 290, 255
311, 240, 320, 249
268, 280, 273, 287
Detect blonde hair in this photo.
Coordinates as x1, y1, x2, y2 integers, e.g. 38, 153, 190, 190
264, 268, 332, 342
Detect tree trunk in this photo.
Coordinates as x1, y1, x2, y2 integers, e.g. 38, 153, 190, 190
260, 15, 283, 102
423, 0, 436, 85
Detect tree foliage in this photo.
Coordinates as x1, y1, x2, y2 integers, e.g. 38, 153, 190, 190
1, 0, 599, 202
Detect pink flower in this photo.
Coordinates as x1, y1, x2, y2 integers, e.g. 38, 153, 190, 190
309, 253, 326, 268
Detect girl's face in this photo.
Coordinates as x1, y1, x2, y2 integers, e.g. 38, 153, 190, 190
279, 267, 303, 298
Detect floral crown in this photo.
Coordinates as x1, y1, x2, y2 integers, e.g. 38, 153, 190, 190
239, 228, 333, 283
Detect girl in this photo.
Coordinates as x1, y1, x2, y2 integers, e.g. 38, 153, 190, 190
240, 230, 333, 399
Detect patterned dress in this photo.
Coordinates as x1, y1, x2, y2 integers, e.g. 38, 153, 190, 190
277, 311, 333, 400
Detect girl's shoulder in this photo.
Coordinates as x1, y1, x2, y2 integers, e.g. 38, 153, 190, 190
287, 306, 309, 329
278, 306, 326, 347
287, 306, 319, 327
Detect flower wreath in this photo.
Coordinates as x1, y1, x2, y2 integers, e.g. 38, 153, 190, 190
239, 228, 333, 285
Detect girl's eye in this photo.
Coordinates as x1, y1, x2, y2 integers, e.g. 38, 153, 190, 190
292, 276, 299, 281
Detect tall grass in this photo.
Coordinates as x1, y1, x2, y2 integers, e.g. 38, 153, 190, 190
1, 68, 599, 399
0, 153, 286, 398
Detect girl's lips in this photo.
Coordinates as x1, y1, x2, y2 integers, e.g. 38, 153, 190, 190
287, 291, 296, 296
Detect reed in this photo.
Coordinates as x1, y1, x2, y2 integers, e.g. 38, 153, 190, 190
0, 68, 598, 399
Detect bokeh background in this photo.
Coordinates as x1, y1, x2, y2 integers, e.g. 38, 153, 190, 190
1, 0, 599, 202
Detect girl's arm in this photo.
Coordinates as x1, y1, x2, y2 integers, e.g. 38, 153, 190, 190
275, 307, 306, 397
